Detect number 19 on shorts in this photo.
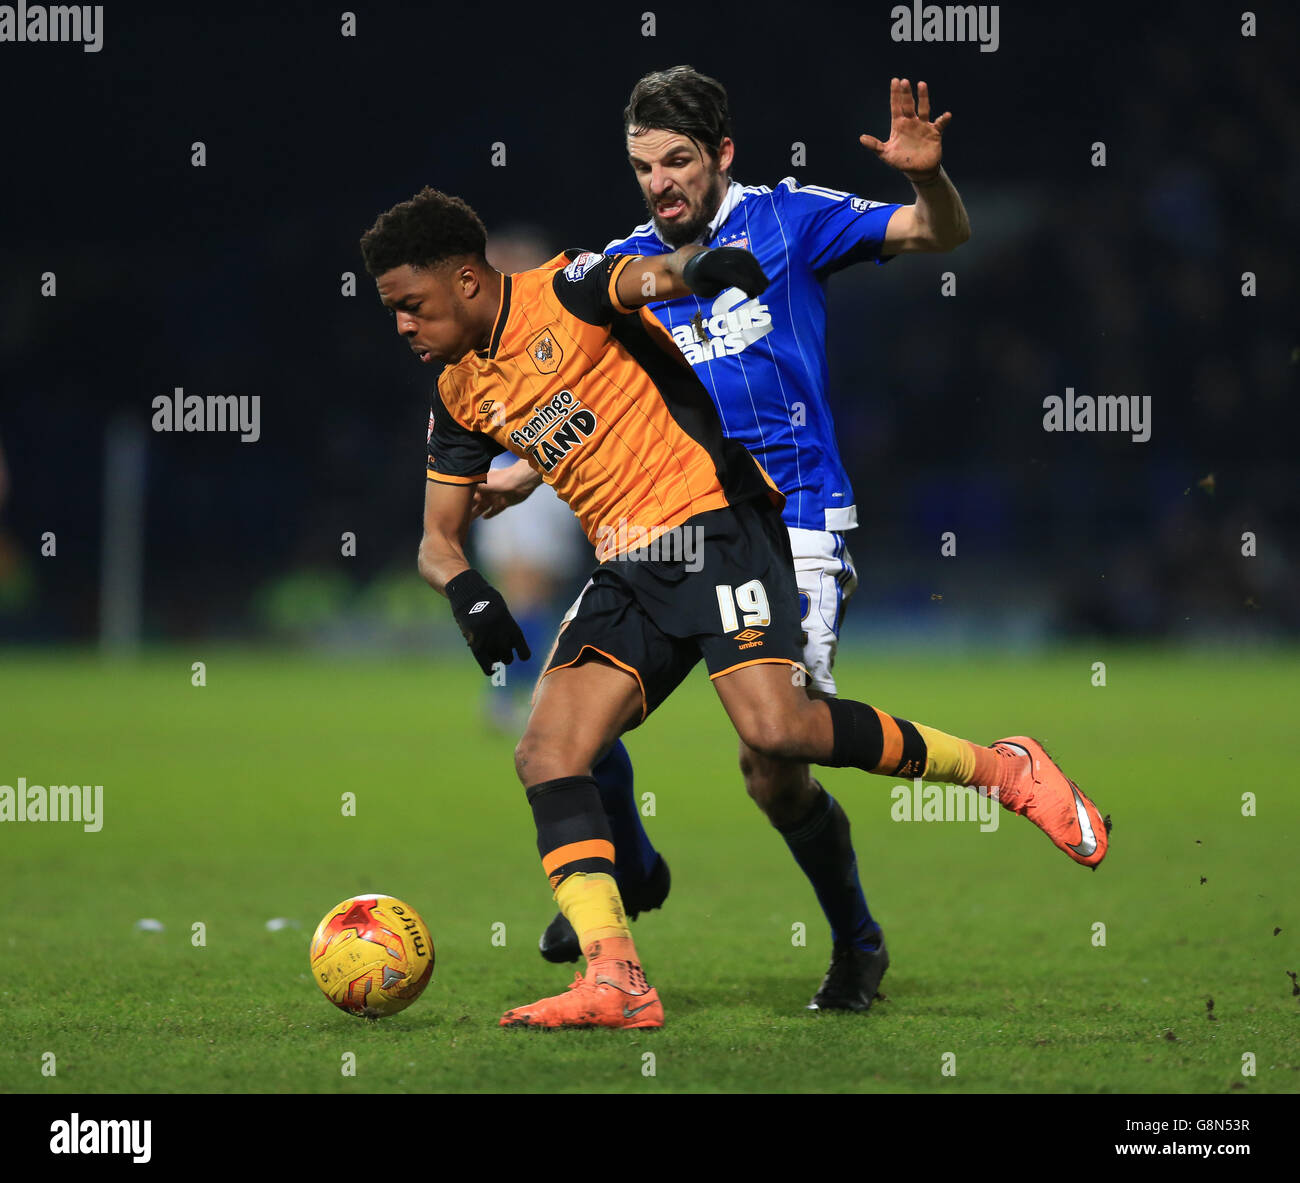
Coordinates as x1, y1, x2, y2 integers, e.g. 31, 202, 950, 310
715, 580, 771, 633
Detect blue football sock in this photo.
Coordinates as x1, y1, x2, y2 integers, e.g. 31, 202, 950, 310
777, 784, 880, 953
592, 739, 659, 892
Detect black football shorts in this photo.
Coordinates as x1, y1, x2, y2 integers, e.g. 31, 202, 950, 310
544, 498, 806, 724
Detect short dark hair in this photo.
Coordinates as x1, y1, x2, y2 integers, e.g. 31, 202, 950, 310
360, 187, 487, 277
623, 65, 732, 165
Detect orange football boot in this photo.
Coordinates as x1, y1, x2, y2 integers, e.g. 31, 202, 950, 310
500, 958, 664, 1030
990, 736, 1111, 868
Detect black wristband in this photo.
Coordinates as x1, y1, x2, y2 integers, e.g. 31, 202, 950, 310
445, 568, 492, 614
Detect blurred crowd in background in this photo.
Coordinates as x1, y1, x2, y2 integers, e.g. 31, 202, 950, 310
0, 3, 1294, 649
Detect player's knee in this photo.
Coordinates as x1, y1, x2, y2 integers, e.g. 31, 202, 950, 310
734, 711, 801, 761
515, 721, 609, 786
512, 735, 532, 785
513, 728, 557, 786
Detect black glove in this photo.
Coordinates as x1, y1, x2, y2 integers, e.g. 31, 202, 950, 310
681, 246, 770, 300
445, 569, 531, 675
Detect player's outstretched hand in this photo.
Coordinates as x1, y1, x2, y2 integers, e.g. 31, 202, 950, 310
471, 459, 542, 521
682, 246, 770, 300
444, 569, 531, 675
860, 78, 951, 181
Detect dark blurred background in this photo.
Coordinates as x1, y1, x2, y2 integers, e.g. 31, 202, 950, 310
1, 0, 1295, 650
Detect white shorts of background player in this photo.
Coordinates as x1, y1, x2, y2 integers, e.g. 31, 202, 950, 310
788, 527, 858, 697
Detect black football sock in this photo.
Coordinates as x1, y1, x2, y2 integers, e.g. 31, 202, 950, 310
823, 697, 928, 779
527, 775, 617, 887
776, 782, 880, 953
528, 775, 632, 956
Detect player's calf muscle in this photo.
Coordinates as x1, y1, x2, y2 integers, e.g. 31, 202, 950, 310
738, 741, 817, 824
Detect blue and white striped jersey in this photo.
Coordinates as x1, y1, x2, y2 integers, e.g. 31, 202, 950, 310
605, 178, 900, 533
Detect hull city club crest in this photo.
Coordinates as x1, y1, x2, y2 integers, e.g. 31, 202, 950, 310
528, 330, 562, 374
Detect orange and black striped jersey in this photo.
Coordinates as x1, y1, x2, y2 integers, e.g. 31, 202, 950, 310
426, 250, 783, 559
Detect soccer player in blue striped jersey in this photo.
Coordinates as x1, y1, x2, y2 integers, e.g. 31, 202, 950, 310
477, 67, 972, 1010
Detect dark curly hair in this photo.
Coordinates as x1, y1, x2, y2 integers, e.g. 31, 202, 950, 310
623, 66, 732, 166
360, 187, 488, 276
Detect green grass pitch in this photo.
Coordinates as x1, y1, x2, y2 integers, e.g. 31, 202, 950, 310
1, 646, 1296, 1094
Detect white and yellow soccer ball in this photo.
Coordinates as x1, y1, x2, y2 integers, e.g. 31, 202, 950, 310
309, 894, 434, 1019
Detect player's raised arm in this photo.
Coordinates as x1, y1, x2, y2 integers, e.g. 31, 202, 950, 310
554, 246, 769, 327
862, 78, 971, 254
614, 245, 770, 309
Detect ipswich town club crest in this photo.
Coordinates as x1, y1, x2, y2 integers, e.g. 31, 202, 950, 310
528, 330, 562, 374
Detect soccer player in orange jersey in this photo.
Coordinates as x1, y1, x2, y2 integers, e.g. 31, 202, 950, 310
361, 188, 1109, 1029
